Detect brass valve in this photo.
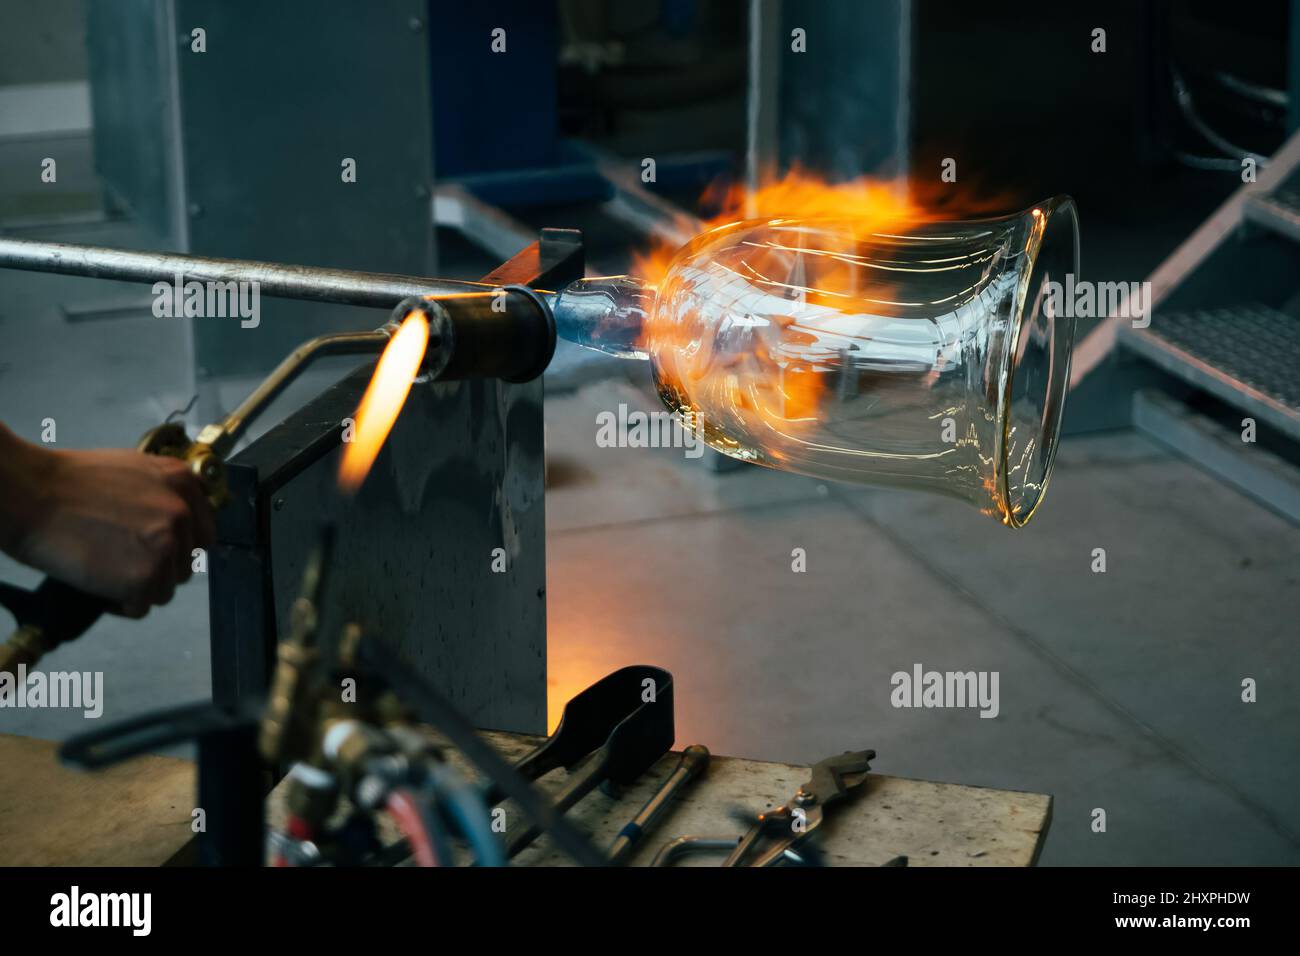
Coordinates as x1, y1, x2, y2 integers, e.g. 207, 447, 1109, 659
135, 422, 229, 508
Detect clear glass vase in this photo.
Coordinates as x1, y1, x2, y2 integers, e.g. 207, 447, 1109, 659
553, 197, 1080, 527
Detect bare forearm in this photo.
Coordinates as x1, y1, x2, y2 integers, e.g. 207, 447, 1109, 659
0, 421, 214, 615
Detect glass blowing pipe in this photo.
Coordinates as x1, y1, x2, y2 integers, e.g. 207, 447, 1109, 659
1, 200, 1080, 531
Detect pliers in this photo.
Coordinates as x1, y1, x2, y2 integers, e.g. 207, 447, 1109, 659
652, 749, 876, 867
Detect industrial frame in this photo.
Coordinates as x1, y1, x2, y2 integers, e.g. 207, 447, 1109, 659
204, 228, 585, 711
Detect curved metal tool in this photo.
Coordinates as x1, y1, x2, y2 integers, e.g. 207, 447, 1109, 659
60, 699, 265, 866
653, 836, 744, 867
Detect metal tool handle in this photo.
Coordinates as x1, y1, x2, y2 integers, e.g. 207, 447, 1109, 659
504, 747, 611, 858
60, 700, 253, 769
608, 744, 709, 864
0, 578, 113, 674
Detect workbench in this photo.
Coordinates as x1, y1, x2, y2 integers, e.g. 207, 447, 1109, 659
0, 731, 1051, 866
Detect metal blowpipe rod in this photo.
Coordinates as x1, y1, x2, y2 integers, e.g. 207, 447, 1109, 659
0, 236, 501, 308
0, 236, 657, 362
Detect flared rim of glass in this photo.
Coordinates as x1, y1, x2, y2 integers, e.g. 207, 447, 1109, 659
997, 196, 1080, 528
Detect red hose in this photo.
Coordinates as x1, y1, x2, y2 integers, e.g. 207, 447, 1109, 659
386, 789, 439, 867
273, 814, 316, 867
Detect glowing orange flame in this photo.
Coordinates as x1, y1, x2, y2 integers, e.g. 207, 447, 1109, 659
337, 311, 429, 493
633, 167, 936, 286
632, 168, 1013, 469
634, 170, 925, 455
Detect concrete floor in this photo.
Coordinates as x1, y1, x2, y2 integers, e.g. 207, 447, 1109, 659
543, 377, 1300, 866
2, 208, 1298, 868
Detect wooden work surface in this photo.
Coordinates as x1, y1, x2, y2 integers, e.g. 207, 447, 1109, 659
2, 731, 1051, 866
0, 733, 195, 866
460, 732, 1051, 866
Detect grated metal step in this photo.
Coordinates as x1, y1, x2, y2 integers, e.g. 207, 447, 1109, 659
1244, 186, 1300, 243
1119, 303, 1300, 441
1134, 390, 1300, 526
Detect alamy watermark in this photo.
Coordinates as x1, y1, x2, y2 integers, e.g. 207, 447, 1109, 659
891, 663, 1000, 718
152, 273, 260, 328
50, 886, 151, 936
0, 664, 103, 718
596, 403, 704, 459
1045, 274, 1152, 328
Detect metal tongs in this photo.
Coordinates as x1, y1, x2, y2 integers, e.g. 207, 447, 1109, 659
500, 666, 675, 858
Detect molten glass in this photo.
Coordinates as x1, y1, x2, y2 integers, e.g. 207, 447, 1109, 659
553, 198, 1079, 527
